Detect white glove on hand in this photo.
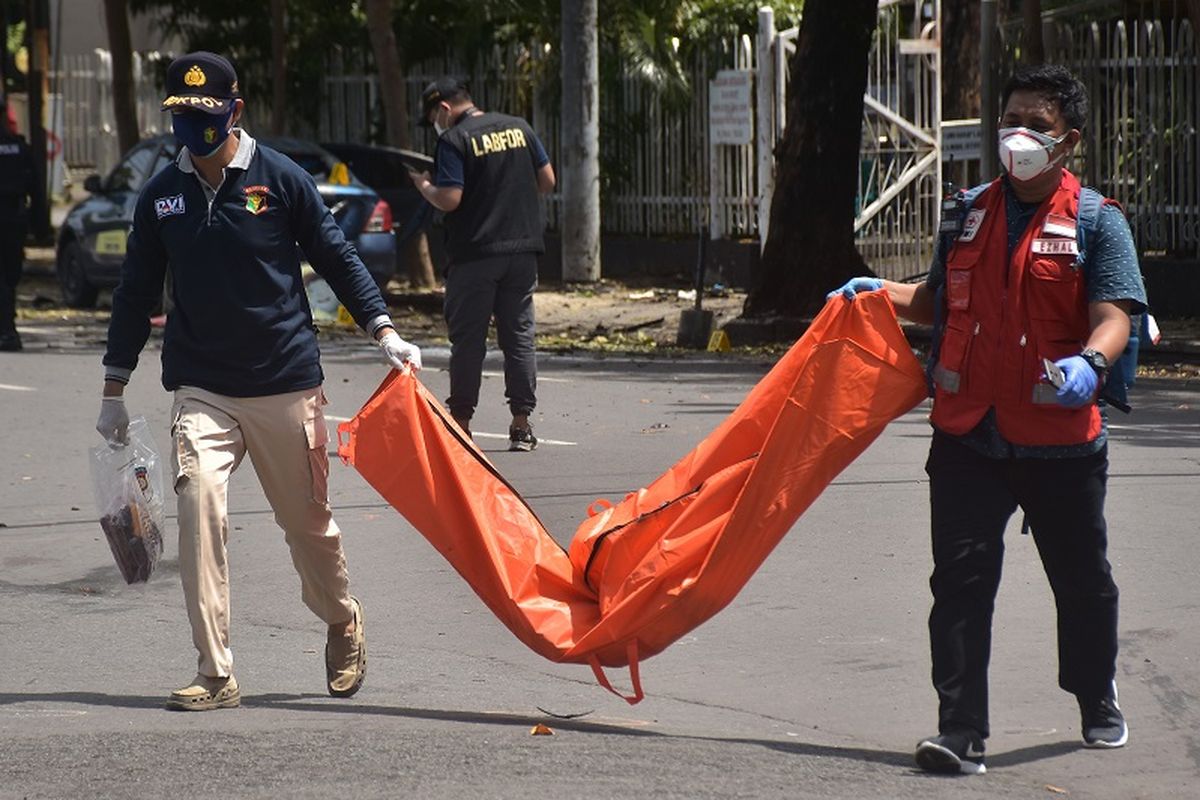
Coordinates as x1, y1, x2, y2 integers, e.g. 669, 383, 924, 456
96, 396, 130, 444
378, 329, 422, 371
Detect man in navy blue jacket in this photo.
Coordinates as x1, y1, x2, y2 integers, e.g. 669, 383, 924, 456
95, 52, 421, 711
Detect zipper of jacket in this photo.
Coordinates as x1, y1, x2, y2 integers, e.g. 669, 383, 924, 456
206, 169, 228, 226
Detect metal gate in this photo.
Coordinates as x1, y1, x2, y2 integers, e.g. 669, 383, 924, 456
758, 0, 942, 280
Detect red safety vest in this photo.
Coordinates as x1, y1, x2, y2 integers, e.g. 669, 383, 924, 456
930, 170, 1102, 446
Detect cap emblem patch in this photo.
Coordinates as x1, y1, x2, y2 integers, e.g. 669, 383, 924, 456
184, 66, 207, 87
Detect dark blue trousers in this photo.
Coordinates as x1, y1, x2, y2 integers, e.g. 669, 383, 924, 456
443, 252, 538, 420
924, 431, 1119, 739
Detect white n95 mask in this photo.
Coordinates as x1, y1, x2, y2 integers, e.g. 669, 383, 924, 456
997, 126, 1068, 182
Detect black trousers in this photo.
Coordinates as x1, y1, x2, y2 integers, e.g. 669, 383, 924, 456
0, 226, 23, 336
443, 252, 538, 420
924, 431, 1119, 739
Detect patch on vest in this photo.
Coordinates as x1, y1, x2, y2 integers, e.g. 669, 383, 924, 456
958, 208, 986, 241
1031, 238, 1079, 256
154, 194, 186, 219
1042, 214, 1077, 238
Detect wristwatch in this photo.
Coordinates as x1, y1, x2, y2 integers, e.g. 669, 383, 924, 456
1080, 348, 1109, 377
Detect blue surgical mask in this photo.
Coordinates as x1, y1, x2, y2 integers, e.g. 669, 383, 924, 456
172, 107, 234, 158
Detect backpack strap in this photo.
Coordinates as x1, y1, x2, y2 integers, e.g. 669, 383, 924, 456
927, 182, 992, 395
1075, 186, 1106, 268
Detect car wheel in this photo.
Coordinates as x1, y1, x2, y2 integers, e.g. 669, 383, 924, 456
57, 240, 99, 309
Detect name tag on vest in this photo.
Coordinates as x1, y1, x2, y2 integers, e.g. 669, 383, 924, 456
1031, 238, 1079, 256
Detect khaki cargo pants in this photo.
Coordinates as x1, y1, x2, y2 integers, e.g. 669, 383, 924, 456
170, 385, 354, 678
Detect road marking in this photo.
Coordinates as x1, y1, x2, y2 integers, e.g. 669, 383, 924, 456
0, 707, 87, 717
473, 432, 577, 446
1110, 423, 1200, 431
323, 415, 576, 446
0, 383, 35, 392
481, 370, 571, 383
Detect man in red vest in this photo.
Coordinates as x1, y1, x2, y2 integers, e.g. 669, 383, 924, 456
832, 64, 1145, 775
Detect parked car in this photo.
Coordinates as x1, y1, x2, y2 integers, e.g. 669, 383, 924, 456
56, 135, 397, 308
319, 141, 434, 260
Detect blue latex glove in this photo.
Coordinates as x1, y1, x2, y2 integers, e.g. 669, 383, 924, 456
1053, 355, 1099, 408
827, 277, 884, 301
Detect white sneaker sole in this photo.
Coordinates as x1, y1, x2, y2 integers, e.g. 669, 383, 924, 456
1083, 724, 1129, 748
915, 741, 987, 775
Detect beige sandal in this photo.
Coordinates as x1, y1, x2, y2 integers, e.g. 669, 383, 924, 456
326, 596, 366, 697
165, 674, 240, 711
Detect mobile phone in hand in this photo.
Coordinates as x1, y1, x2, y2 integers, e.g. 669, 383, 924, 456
1042, 357, 1066, 388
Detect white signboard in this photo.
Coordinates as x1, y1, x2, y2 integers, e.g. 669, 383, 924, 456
942, 118, 982, 162
709, 70, 753, 146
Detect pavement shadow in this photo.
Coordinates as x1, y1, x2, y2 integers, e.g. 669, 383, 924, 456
0, 690, 967, 770
247, 693, 660, 736
0, 691, 165, 710
986, 739, 1084, 767
247, 694, 913, 768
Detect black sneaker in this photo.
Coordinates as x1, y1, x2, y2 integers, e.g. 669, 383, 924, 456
915, 729, 986, 775
0, 332, 21, 352
1079, 684, 1128, 748
508, 426, 538, 452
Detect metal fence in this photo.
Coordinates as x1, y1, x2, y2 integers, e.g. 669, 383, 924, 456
47, 10, 1197, 262
1002, 15, 1199, 259
320, 41, 758, 241
51, 50, 173, 179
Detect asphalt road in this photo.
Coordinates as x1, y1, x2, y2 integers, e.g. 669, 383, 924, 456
2, 327, 1198, 799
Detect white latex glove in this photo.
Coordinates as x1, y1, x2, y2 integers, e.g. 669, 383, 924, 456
96, 396, 131, 444
378, 329, 422, 371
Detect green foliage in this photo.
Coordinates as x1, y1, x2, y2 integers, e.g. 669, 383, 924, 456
126, 0, 804, 132
678, 0, 804, 42
130, 0, 366, 129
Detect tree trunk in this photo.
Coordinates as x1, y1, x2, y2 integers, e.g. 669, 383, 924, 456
1022, 0, 1045, 64
269, 0, 286, 135
366, 0, 435, 289
560, 0, 601, 282
942, 1, 980, 119
743, 0, 877, 318
365, 0, 410, 150
102, 0, 139, 155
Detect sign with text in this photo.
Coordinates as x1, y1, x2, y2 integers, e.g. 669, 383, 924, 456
941, 119, 982, 162
709, 70, 753, 146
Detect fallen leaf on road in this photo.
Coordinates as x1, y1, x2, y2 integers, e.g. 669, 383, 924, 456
530, 723, 554, 736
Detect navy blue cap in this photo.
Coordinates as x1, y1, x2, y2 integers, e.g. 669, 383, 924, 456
419, 77, 469, 126
161, 52, 240, 115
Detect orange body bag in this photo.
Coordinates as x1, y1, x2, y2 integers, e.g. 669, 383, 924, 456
337, 293, 926, 702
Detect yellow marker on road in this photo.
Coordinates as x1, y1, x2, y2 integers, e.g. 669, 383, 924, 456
707, 329, 731, 352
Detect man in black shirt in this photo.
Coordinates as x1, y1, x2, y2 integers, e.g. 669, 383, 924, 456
0, 95, 34, 352
408, 77, 555, 451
